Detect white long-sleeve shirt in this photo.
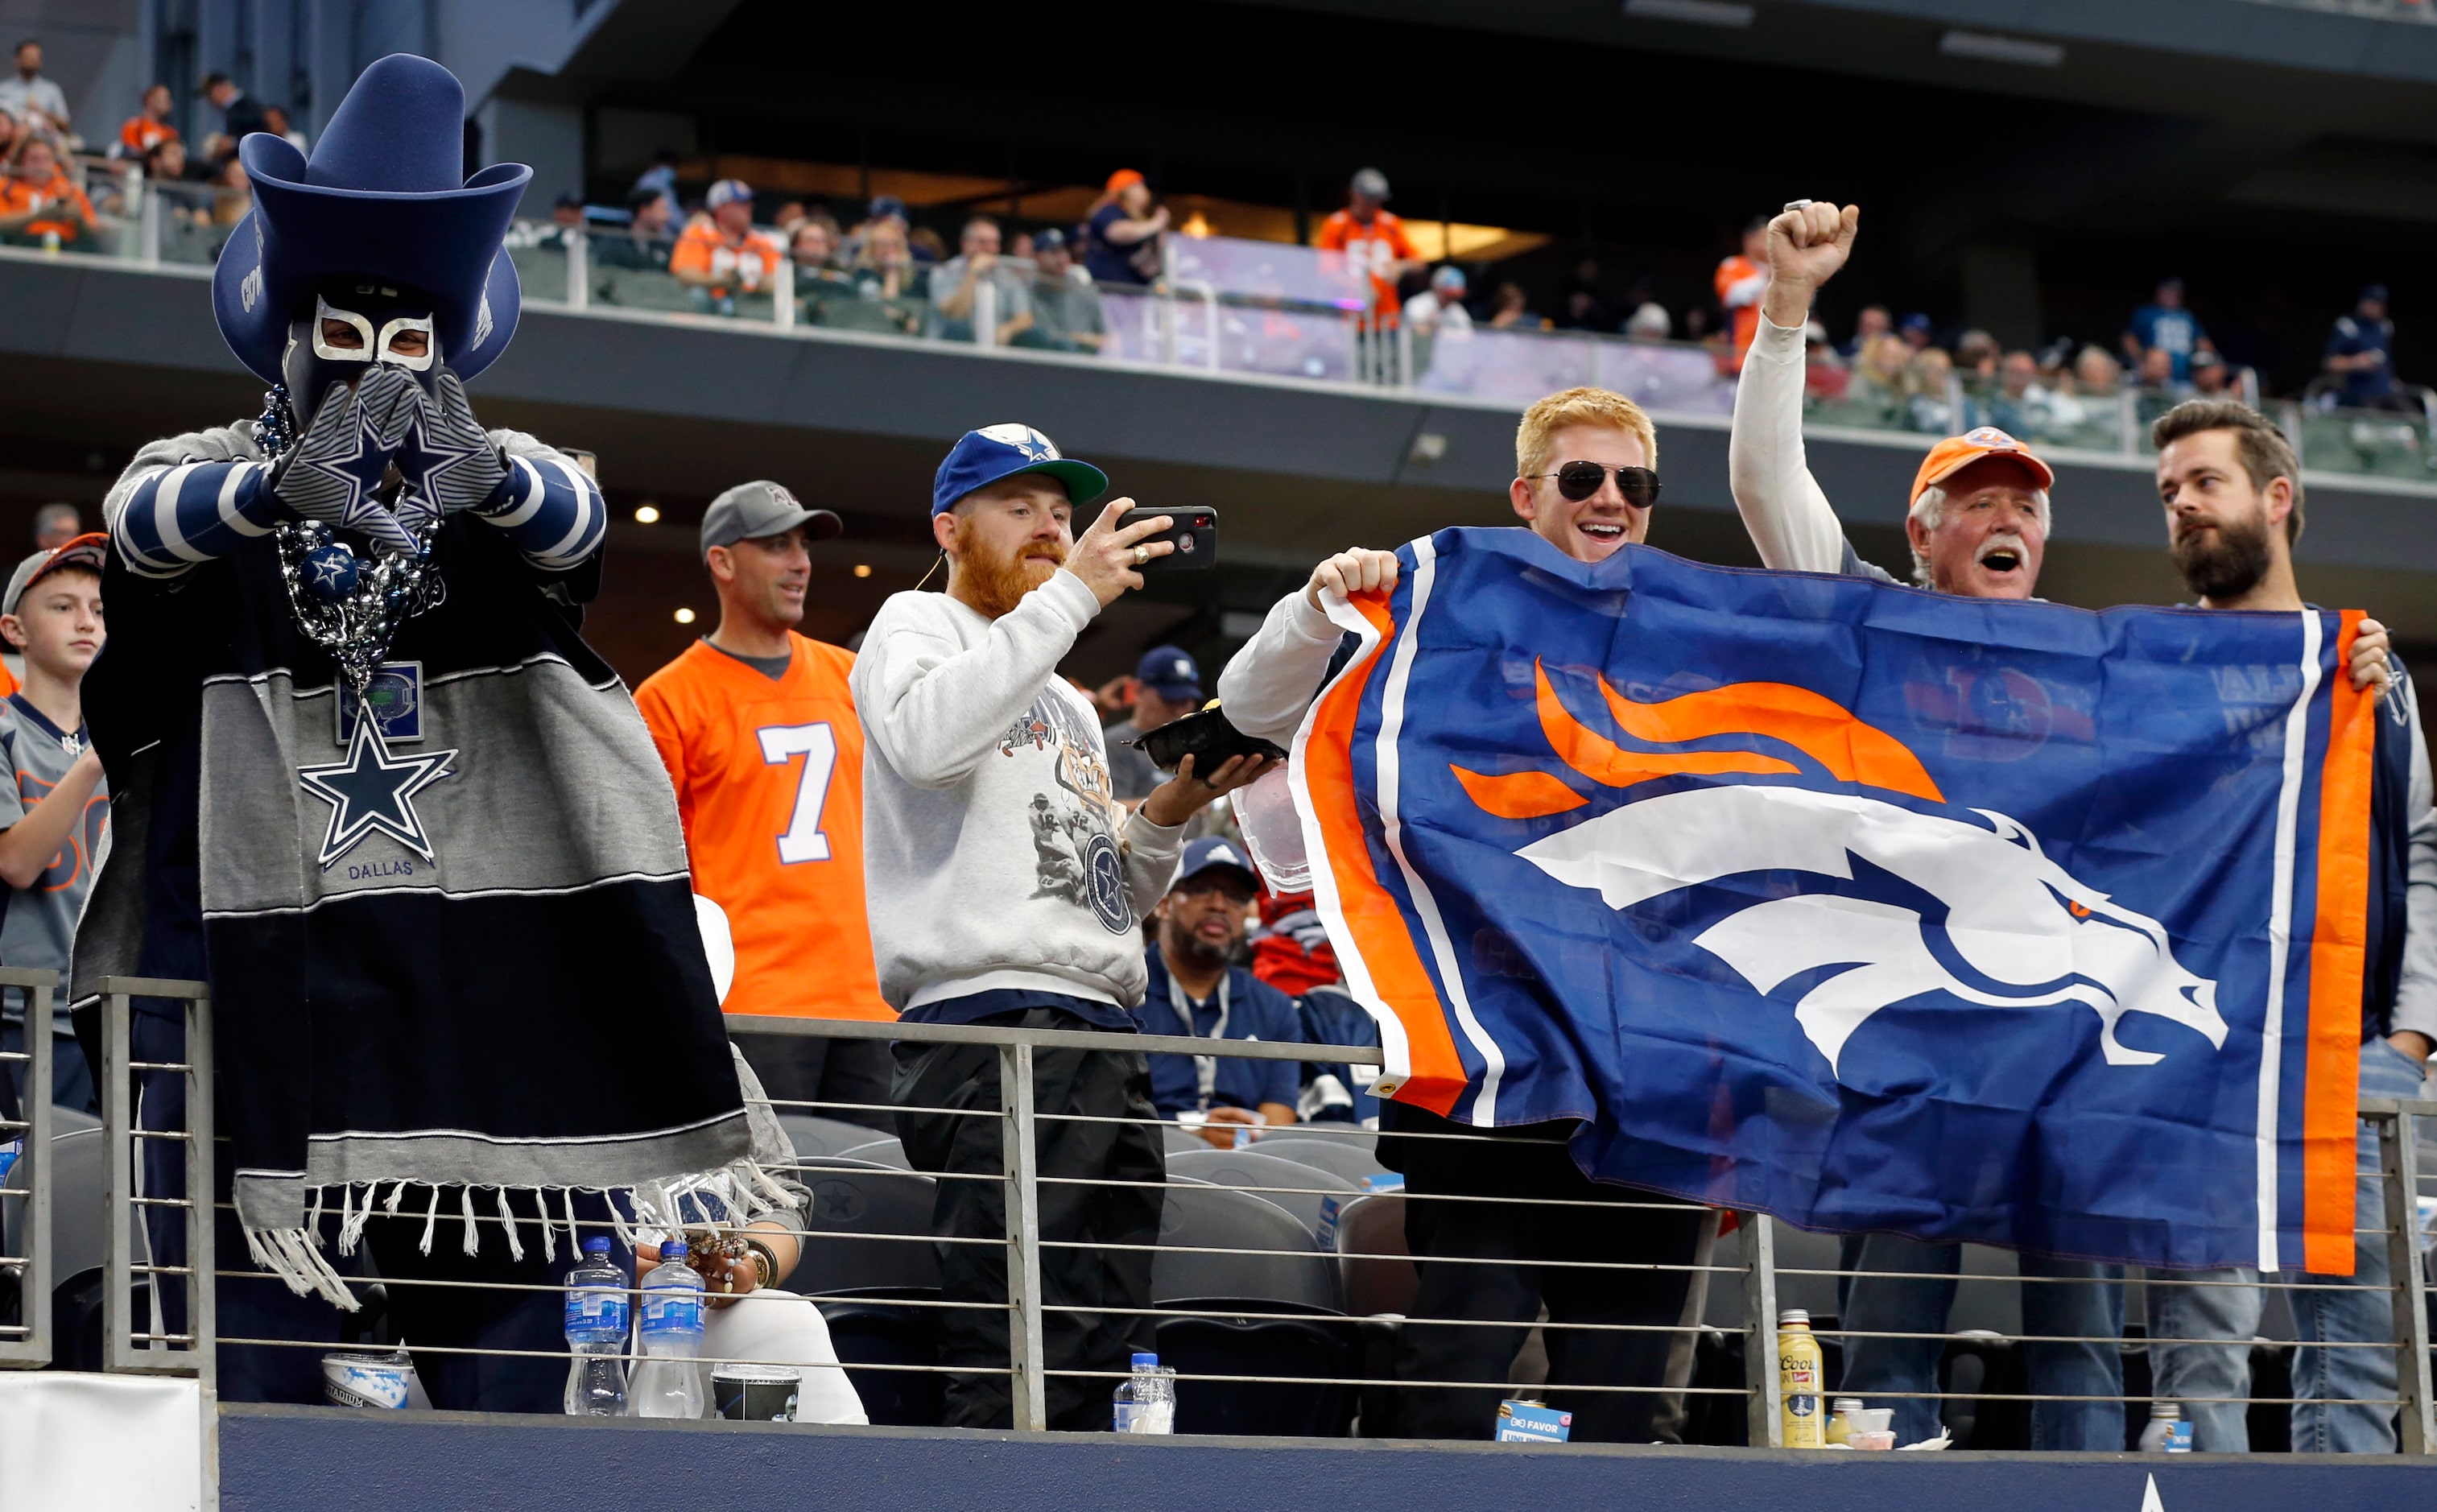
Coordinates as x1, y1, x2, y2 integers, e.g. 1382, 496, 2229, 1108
1728, 312, 1902, 585
1217, 589, 1348, 750
851, 572, 1183, 1019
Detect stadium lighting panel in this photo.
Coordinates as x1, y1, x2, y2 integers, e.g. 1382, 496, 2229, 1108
1623, 0, 1756, 27
1938, 29, 2067, 67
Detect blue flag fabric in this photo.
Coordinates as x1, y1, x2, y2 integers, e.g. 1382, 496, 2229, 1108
1292, 529, 2374, 1273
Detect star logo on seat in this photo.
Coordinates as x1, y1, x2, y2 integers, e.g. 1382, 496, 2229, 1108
297, 719, 458, 869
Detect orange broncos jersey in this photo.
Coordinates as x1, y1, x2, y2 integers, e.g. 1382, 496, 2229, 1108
1317, 208, 1418, 316
1714, 253, 1766, 371
635, 634, 891, 1022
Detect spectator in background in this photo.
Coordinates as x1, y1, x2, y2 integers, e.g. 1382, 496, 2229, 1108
1985, 349, 2043, 436
1840, 304, 1891, 360
261, 103, 305, 153
1244, 888, 1380, 1126
32, 504, 79, 551
1403, 264, 1473, 336
1803, 320, 1849, 400
2074, 343, 2124, 395
0, 40, 68, 139
516, 192, 585, 251
772, 200, 808, 241
842, 192, 907, 264
209, 154, 250, 228
116, 83, 176, 159
199, 73, 266, 160
1317, 167, 1422, 324
2123, 275, 2212, 384
906, 225, 948, 266
2327, 283, 2400, 410
1104, 645, 1202, 804
631, 146, 679, 203
1487, 282, 1547, 331
1899, 311, 1933, 351
1846, 332, 1912, 417
596, 186, 674, 271
1134, 838, 1304, 1148
791, 220, 862, 326
1904, 345, 1956, 433
0, 138, 97, 247
672, 178, 781, 316
1085, 169, 1167, 287
846, 218, 924, 333
2190, 348, 2233, 399
1712, 216, 1769, 372
1022, 228, 1105, 353
1625, 302, 1671, 343
930, 215, 1034, 345
1008, 229, 1034, 260
1955, 328, 2000, 382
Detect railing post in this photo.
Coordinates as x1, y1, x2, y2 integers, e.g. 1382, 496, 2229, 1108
186, 990, 215, 1390
976, 279, 1000, 350
1741, 1212, 1784, 1448
2373, 1103, 2434, 1452
565, 229, 589, 313
0, 969, 55, 1367
102, 988, 137, 1369
2121, 388, 2140, 456
771, 246, 794, 330
1000, 1040, 1047, 1431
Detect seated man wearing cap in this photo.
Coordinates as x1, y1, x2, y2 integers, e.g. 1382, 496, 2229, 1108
1133, 838, 1303, 1148
636, 481, 897, 1126
851, 423, 1271, 1430
1103, 643, 1203, 805
0, 535, 107, 1116
672, 178, 782, 316
1022, 229, 1105, 354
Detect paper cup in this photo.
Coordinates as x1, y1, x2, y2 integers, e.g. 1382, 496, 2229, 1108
712, 1364, 801, 1422
323, 1351, 413, 1409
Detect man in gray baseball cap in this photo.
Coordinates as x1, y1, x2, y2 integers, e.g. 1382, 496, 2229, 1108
699, 478, 844, 561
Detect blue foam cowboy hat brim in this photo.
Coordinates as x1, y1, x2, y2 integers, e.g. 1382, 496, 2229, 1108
213, 53, 532, 386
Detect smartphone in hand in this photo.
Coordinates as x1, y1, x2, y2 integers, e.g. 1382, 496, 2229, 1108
1117, 506, 1217, 572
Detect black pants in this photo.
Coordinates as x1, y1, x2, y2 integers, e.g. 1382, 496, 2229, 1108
1380, 1101, 1716, 1443
737, 1030, 895, 1133
893, 1009, 1165, 1431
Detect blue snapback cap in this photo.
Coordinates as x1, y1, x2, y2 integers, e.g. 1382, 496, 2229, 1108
1136, 644, 1202, 700
931, 423, 1109, 516
1175, 836, 1257, 889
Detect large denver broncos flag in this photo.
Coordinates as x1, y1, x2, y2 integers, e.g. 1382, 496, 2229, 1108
1294, 529, 2377, 1274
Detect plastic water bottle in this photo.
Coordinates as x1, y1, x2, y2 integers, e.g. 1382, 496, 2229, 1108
630, 1240, 705, 1419
561, 1236, 630, 1415
1113, 1351, 1175, 1433
2139, 1400, 2192, 1452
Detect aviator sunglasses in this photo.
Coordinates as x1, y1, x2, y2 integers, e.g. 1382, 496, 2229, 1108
1527, 461, 1663, 508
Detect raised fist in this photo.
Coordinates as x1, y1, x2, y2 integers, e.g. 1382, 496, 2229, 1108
271, 364, 422, 556
1766, 201, 1860, 299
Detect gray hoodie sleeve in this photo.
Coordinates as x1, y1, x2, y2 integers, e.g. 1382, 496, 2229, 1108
2391, 671, 2437, 1043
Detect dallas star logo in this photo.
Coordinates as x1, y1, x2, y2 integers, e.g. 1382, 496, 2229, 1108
297, 718, 458, 870
307, 550, 353, 591
393, 390, 495, 514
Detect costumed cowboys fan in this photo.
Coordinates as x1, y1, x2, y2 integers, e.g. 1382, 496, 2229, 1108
79, 55, 763, 1410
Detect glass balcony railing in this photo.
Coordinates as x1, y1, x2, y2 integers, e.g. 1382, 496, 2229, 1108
22, 203, 2436, 489
2237, 0, 2437, 20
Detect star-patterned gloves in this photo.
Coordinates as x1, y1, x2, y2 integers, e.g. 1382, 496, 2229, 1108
393, 369, 510, 535
270, 366, 423, 556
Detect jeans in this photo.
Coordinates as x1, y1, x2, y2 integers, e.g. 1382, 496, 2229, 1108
2148, 1036, 2431, 1453
1838, 1233, 2125, 1450
0, 1021, 95, 1116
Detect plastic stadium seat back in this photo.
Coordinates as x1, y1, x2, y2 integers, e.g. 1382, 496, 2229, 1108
1154, 1299, 1357, 1436
1163, 1125, 1209, 1156
1332, 1192, 1417, 1318
833, 1137, 911, 1169
1152, 1184, 1337, 1310
1163, 1148, 1357, 1235
777, 1113, 894, 1163
794, 1157, 940, 1295
809, 1285, 946, 1427
1245, 1134, 1390, 1188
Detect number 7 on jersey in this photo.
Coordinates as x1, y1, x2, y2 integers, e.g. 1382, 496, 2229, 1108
757, 721, 837, 864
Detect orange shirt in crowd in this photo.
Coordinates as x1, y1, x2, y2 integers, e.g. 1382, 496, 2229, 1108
119, 116, 177, 158
0, 659, 19, 700
635, 634, 890, 1022
670, 216, 782, 300
1, 171, 95, 244
1316, 207, 1418, 317
1714, 253, 1766, 372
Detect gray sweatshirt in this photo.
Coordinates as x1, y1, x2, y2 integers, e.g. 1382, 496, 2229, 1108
851, 572, 1184, 1020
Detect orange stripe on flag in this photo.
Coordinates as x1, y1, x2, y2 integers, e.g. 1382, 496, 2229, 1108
1304, 590, 1469, 1113
1598, 676, 1945, 802
2303, 610, 2375, 1275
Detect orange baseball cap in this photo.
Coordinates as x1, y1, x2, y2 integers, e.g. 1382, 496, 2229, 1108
1910, 426, 2055, 504
1104, 168, 1145, 194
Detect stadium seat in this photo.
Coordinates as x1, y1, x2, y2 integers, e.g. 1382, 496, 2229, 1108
1939, 1329, 2029, 1449
778, 1113, 895, 1163
1164, 1148, 1357, 1235
834, 1137, 911, 1170
793, 1157, 940, 1295
1155, 1299, 1357, 1437
1163, 1125, 1210, 1156
1327, 1192, 1416, 1319
808, 1285, 945, 1427
1246, 1134, 1392, 1188
1152, 1184, 1336, 1311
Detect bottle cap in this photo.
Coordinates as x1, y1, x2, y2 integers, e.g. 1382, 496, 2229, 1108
582, 1236, 611, 1255
660, 1238, 688, 1260
1778, 1308, 1811, 1327
2154, 1401, 2181, 1419
1131, 1352, 1159, 1369
1832, 1397, 1865, 1414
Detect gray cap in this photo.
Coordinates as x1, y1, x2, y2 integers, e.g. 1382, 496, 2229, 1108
1351, 167, 1391, 200
700, 481, 843, 561
2, 532, 105, 617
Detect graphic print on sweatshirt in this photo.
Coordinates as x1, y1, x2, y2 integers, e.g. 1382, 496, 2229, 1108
998, 688, 1132, 933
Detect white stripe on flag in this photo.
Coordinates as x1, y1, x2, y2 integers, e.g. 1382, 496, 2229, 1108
2255, 608, 2323, 1274
1372, 536, 1510, 1124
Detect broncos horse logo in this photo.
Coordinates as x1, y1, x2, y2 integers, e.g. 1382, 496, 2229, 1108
1455, 664, 2228, 1077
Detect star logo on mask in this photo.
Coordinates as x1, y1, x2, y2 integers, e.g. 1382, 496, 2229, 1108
297, 719, 458, 870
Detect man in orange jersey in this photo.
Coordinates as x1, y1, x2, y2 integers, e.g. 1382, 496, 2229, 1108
636, 479, 894, 1130
1316, 167, 1422, 323
1712, 214, 1770, 373
671, 178, 782, 317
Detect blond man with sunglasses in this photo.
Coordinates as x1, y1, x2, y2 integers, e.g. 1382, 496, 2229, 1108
1216, 386, 1719, 1444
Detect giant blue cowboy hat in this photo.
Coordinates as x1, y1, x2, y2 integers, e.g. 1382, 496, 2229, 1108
213, 53, 531, 386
